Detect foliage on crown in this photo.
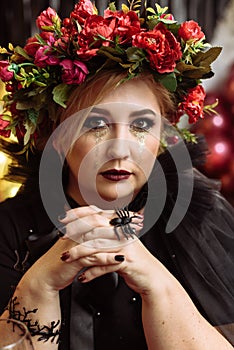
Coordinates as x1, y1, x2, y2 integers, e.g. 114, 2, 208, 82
0, 0, 221, 152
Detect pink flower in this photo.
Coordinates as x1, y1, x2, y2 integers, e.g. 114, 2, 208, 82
0, 61, 14, 82
176, 85, 206, 123
34, 46, 60, 68
132, 23, 182, 73
36, 7, 58, 30
178, 20, 205, 42
60, 59, 88, 84
70, 0, 95, 25
0, 116, 11, 138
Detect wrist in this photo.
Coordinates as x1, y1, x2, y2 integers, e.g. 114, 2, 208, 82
18, 271, 60, 302
139, 265, 178, 304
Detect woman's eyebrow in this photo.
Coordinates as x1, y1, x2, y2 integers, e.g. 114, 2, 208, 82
90, 107, 111, 116
130, 109, 157, 117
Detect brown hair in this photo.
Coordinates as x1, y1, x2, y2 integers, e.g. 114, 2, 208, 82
59, 69, 176, 123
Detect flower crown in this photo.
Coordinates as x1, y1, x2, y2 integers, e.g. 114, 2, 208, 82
0, 0, 221, 153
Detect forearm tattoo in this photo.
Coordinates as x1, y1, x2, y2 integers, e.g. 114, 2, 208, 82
5, 296, 61, 343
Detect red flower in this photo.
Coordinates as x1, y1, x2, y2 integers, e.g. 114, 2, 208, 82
24, 36, 40, 57
36, 7, 58, 30
70, 0, 95, 25
132, 23, 182, 73
104, 10, 141, 44
178, 20, 205, 42
60, 59, 88, 84
176, 85, 206, 123
160, 13, 174, 21
0, 117, 11, 138
0, 61, 14, 82
34, 46, 60, 68
54, 36, 71, 54
24, 32, 54, 57
77, 15, 116, 59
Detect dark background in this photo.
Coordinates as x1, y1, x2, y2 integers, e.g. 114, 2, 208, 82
0, 0, 230, 47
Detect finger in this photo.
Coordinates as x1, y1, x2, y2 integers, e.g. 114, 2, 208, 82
77, 263, 125, 283
72, 226, 138, 248
77, 252, 125, 267
59, 205, 109, 223
86, 226, 142, 243
60, 241, 101, 262
60, 214, 110, 240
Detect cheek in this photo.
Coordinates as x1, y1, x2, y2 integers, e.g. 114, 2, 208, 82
145, 136, 160, 156
134, 137, 159, 180
66, 136, 96, 173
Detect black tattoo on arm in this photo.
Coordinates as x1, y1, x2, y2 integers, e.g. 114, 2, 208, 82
5, 296, 61, 343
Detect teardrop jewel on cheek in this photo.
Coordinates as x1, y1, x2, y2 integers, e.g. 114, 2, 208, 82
136, 132, 145, 160
131, 129, 145, 152
94, 130, 103, 169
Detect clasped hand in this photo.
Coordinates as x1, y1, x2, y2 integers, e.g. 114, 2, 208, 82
27, 205, 163, 297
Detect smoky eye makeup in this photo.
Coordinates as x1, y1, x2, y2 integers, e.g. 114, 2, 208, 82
83, 115, 109, 130
130, 117, 156, 132
81, 107, 111, 131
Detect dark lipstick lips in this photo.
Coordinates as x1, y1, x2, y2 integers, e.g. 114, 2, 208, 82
101, 169, 132, 181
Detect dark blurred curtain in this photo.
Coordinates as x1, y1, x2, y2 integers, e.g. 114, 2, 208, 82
0, 0, 231, 47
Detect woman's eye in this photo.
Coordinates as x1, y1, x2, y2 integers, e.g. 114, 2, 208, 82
83, 117, 109, 130
131, 118, 154, 132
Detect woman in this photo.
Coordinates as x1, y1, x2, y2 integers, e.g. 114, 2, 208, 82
0, 1, 233, 349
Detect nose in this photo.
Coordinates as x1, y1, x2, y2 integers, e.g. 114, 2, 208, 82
106, 123, 131, 159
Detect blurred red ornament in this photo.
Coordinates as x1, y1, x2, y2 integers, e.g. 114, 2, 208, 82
204, 136, 233, 176
223, 63, 234, 105
192, 89, 234, 200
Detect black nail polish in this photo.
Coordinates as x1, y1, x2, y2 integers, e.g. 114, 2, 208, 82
60, 251, 70, 261
115, 255, 125, 262
58, 213, 67, 220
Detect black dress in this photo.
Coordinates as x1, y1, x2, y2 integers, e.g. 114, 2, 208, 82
0, 143, 234, 349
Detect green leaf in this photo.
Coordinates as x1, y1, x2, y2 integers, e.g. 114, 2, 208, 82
160, 18, 177, 25
193, 47, 222, 66
126, 47, 145, 62
98, 47, 123, 63
155, 4, 168, 15
176, 61, 212, 79
119, 63, 132, 69
108, 2, 117, 11
23, 121, 37, 146
40, 25, 55, 31
14, 46, 33, 61
34, 81, 47, 87
27, 108, 39, 125
129, 61, 140, 73
52, 83, 73, 108
158, 72, 177, 92
147, 18, 159, 30
146, 7, 157, 14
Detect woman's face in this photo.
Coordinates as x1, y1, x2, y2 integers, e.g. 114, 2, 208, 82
65, 79, 162, 209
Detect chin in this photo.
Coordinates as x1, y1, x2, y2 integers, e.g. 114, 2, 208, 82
97, 189, 137, 209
